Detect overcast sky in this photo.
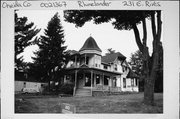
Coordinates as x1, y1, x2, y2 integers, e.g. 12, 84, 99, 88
17, 10, 154, 62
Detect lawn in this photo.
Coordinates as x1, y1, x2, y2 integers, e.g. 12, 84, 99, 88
15, 93, 163, 113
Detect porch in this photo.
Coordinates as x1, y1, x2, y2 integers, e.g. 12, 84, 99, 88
62, 67, 122, 96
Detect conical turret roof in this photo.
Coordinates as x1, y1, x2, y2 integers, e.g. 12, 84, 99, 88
79, 36, 102, 52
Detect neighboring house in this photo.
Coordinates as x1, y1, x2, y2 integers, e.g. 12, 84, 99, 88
62, 36, 139, 96
15, 71, 48, 94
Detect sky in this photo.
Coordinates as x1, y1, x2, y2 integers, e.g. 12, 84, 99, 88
17, 10, 154, 62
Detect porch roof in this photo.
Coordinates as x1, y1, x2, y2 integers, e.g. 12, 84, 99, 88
61, 67, 122, 76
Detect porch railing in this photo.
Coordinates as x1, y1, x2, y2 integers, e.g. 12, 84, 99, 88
93, 84, 121, 92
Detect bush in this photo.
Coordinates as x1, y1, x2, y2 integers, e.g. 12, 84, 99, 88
58, 83, 74, 95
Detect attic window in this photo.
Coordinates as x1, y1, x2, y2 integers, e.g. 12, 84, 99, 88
104, 65, 108, 69
114, 64, 117, 71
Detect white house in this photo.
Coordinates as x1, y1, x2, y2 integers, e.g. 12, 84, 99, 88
62, 36, 139, 96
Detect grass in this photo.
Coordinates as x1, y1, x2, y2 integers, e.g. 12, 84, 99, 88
15, 93, 163, 113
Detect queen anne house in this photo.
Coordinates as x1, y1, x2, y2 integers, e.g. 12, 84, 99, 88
62, 36, 139, 96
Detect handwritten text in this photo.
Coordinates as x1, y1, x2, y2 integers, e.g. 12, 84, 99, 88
40, 1, 67, 8
77, 0, 111, 7
2, 0, 31, 8
122, 1, 161, 7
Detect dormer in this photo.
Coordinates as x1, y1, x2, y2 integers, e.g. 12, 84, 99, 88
101, 52, 126, 72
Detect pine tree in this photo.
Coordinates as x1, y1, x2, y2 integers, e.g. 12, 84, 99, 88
15, 11, 40, 71
32, 12, 68, 91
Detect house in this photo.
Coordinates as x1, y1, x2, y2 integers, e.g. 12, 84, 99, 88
62, 36, 139, 96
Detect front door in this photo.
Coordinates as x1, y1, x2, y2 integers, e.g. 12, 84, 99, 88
84, 73, 91, 87
77, 74, 84, 88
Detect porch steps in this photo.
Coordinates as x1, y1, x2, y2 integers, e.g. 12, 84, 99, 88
75, 88, 91, 97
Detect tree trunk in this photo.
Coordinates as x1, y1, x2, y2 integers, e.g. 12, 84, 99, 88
143, 11, 162, 105
48, 80, 51, 92
144, 75, 155, 105
132, 11, 162, 105
47, 70, 51, 92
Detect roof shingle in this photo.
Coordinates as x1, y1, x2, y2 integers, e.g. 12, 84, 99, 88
102, 52, 126, 63
79, 36, 102, 52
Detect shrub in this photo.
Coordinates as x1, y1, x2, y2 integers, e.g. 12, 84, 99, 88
58, 83, 74, 95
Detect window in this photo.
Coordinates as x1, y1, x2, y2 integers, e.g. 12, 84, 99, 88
23, 82, 26, 88
96, 75, 100, 84
86, 57, 89, 65
123, 78, 126, 88
66, 76, 70, 80
104, 76, 109, 85
113, 78, 117, 87
104, 65, 108, 69
114, 64, 117, 71
135, 79, 137, 86
122, 66, 125, 72
131, 79, 134, 86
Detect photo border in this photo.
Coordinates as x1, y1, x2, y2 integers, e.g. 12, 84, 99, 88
1, 0, 179, 119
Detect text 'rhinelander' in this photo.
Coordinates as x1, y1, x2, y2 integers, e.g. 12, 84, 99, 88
77, 0, 111, 7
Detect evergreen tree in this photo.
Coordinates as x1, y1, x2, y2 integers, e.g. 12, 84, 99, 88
129, 50, 143, 77
32, 12, 67, 91
129, 50, 144, 92
15, 11, 40, 71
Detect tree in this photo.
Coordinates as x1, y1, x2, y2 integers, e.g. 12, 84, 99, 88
129, 48, 163, 93
15, 11, 40, 71
64, 10, 162, 105
129, 50, 144, 91
32, 13, 68, 91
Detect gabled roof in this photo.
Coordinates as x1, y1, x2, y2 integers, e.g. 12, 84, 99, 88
122, 60, 130, 68
79, 36, 102, 52
127, 69, 139, 78
67, 50, 79, 55
102, 52, 126, 64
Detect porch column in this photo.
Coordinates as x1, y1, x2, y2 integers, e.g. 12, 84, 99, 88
109, 76, 113, 87
134, 78, 136, 86
102, 73, 104, 85
94, 73, 96, 87
91, 70, 93, 96
85, 54, 87, 64
64, 75, 66, 83
119, 75, 122, 91
83, 73, 85, 87
75, 55, 77, 67
73, 70, 77, 96
137, 78, 139, 91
